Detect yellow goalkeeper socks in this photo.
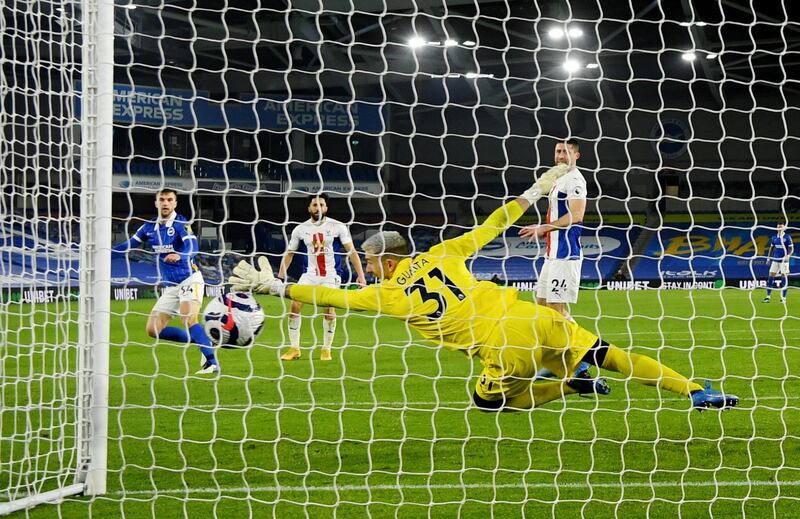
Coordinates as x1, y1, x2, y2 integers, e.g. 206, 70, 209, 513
601, 345, 703, 397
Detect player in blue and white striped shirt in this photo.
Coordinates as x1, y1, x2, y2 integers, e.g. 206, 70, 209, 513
113, 188, 218, 375
763, 222, 793, 303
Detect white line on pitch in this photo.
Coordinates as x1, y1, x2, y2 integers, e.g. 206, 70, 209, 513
112, 478, 800, 497
125, 394, 800, 410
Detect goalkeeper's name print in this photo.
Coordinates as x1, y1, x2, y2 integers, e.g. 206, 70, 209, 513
395, 257, 431, 286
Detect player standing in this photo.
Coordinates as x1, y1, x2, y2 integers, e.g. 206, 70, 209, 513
520, 139, 589, 379
278, 193, 366, 361
763, 222, 793, 303
519, 139, 585, 322
112, 188, 218, 375
230, 171, 738, 412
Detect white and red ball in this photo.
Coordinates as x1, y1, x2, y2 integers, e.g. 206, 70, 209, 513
203, 292, 265, 348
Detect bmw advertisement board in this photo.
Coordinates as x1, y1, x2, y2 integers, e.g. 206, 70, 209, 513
633, 225, 799, 281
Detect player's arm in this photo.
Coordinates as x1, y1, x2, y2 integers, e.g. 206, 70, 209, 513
343, 241, 367, 286
786, 239, 794, 262
111, 224, 146, 253
765, 244, 774, 263
538, 198, 586, 233
436, 200, 525, 258
278, 228, 300, 280
287, 283, 382, 312
229, 257, 384, 313
167, 223, 198, 264
435, 164, 572, 257
277, 251, 295, 280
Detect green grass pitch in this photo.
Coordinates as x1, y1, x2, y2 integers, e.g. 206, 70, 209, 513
2, 289, 799, 517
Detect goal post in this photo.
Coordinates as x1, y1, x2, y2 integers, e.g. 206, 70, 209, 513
0, 0, 114, 514
74, 0, 115, 499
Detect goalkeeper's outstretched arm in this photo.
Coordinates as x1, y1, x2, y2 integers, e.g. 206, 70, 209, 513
229, 256, 380, 312
229, 165, 570, 300
436, 163, 571, 258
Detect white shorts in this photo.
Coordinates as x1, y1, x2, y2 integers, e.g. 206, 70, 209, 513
536, 259, 582, 304
152, 271, 205, 316
769, 261, 790, 275
297, 273, 341, 288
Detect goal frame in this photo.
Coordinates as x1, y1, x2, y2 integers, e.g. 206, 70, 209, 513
0, 0, 113, 514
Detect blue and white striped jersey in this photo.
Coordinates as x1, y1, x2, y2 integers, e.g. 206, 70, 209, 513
545, 167, 587, 260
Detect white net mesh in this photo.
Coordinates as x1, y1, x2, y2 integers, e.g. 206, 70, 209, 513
3, 0, 800, 516
0, 0, 84, 509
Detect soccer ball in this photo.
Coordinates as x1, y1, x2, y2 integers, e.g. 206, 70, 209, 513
203, 292, 265, 348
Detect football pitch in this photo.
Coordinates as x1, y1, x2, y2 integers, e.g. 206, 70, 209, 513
3, 289, 800, 517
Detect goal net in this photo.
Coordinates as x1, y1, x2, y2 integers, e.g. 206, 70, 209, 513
1, 0, 113, 514
2, 0, 798, 516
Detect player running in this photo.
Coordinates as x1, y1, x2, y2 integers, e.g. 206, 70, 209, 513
278, 193, 366, 361
230, 170, 738, 411
112, 188, 218, 375
762, 222, 793, 303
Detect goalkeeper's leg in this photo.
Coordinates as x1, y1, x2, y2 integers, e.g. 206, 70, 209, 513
583, 340, 702, 396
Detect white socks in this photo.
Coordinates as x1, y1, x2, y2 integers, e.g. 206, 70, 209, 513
323, 318, 337, 350
288, 315, 301, 348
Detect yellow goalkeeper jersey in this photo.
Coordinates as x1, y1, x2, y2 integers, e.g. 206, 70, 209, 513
289, 200, 526, 355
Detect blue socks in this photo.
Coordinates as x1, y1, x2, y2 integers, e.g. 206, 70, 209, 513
782, 276, 789, 299
158, 324, 216, 363
189, 323, 216, 363
158, 326, 190, 343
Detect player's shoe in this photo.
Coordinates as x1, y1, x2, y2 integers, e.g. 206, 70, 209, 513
281, 347, 302, 361
762, 297, 771, 303
320, 349, 332, 361
781, 297, 787, 303
566, 370, 611, 395
196, 360, 220, 375
691, 381, 739, 411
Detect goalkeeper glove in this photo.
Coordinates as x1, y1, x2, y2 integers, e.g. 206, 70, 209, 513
520, 163, 571, 204
228, 256, 287, 296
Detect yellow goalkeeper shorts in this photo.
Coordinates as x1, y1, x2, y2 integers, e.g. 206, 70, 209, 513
474, 301, 599, 402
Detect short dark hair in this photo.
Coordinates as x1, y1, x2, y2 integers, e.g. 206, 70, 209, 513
157, 188, 178, 199
307, 193, 329, 203
564, 138, 580, 152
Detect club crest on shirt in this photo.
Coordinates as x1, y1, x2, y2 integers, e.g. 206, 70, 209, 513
167, 227, 175, 236
312, 232, 325, 252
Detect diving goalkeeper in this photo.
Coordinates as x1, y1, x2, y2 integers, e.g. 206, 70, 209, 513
230, 167, 739, 411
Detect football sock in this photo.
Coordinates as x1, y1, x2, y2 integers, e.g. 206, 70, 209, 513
504, 382, 577, 410
158, 326, 190, 344
288, 315, 301, 348
189, 324, 215, 362
323, 318, 336, 350
601, 345, 703, 397
782, 276, 788, 299
766, 277, 774, 296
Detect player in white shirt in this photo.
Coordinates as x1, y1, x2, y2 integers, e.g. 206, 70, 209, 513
519, 139, 590, 379
519, 139, 587, 319
278, 194, 367, 361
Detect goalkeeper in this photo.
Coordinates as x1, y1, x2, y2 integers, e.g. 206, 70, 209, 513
231, 167, 739, 411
